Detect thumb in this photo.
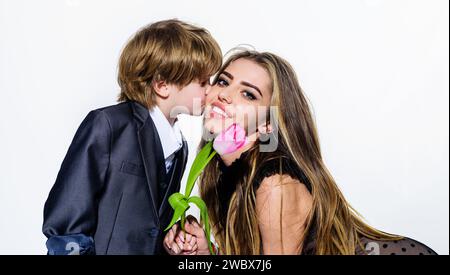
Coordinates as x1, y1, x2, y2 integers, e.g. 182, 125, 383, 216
185, 220, 205, 237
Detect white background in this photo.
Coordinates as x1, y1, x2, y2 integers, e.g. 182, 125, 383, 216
0, 0, 448, 254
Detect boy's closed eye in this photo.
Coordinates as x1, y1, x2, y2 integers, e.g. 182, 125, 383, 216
200, 78, 211, 87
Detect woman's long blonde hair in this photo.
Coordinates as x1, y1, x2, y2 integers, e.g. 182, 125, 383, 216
199, 50, 401, 255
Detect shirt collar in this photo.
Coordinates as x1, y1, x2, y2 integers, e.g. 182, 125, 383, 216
149, 106, 183, 160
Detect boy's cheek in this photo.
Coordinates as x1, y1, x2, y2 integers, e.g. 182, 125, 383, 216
189, 97, 205, 116
195, 91, 206, 107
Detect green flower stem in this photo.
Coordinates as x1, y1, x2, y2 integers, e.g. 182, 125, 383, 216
165, 141, 217, 254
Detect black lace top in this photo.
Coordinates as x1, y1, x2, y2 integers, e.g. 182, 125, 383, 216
218, 152, 438, 255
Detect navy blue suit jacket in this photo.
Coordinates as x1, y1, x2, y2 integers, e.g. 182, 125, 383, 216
43, 101, 188, 255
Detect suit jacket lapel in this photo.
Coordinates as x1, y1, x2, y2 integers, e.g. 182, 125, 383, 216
132, 102, 161, 225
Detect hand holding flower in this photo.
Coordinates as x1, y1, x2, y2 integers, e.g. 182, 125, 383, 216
164, 123, 248, 255
163, 222, 198, 255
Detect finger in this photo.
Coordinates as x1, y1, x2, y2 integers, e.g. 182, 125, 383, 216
165, 240, 175, 255
164, 237, 172, 252
190, 218, 201, 228
171, 223, 178, 235
185, 232, 192, 243
186, 215, 199, 224
166, 229, 175, 244
169, 229, 177, 245
176, 236, 184, 249
178, 232, 184, 242
182, 243, 198, 255
164, 240, 172, 254
186, 216, 202, 229
171, 241, 181, 254
185, 241, 193, 251
185, 221, 204, 236
176, 233, 195, 251
189, 235, 197, 247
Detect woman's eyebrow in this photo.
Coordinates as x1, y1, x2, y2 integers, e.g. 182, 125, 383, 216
241, 81, 263, 97
222, 71, 263, 97
222, 71, 234, 79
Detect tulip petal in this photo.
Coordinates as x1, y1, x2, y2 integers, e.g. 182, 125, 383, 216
213, 123, 248, 155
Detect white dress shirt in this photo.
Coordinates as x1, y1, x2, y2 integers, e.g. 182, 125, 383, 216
149, 106, 183, 173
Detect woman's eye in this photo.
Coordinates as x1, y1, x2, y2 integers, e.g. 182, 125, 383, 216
242, 91, 257, 100
217, 78, 228, 87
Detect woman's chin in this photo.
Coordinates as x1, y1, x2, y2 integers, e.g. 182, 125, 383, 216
203, 117, 234, 135
203, 120, 221, 136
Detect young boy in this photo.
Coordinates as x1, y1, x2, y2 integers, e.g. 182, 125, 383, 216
42, 19, 222, 255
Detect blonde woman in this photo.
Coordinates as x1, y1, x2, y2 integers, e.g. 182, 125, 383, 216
164, 50, 437, 255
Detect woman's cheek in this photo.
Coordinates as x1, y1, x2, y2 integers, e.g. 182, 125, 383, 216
233, 107, 259, 135
205, 88, 218, 103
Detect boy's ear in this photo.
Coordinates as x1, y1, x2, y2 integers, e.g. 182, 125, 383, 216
152, 80, 170, 98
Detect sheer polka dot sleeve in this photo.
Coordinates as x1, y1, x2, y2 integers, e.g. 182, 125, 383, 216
357, 236, 438, 255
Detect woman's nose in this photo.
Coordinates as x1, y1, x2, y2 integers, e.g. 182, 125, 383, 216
218, 90, 232, 104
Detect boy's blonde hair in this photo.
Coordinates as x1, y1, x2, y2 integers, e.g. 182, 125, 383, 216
117, 19, 222, 108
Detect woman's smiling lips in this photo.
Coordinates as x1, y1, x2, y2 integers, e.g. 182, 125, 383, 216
209, 101, 231, 119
